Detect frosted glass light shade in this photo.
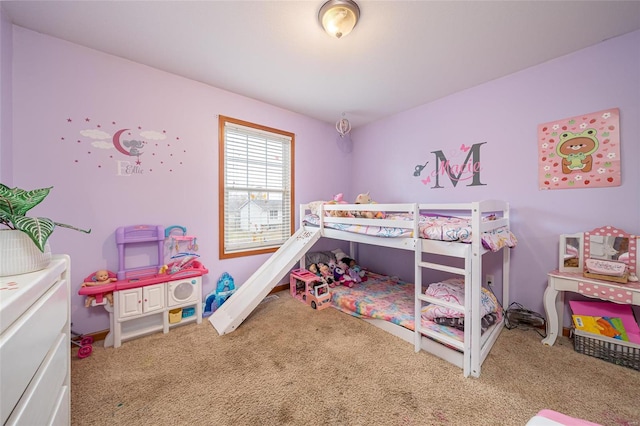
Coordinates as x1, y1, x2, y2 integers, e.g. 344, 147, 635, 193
319, 0, 360, 39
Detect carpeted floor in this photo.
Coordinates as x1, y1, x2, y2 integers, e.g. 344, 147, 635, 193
71, 291, 640, 426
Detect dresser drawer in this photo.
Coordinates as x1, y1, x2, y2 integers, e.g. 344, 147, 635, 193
5, 332, 69, 425
0, 279, 68, 424
50, 385, 70, 426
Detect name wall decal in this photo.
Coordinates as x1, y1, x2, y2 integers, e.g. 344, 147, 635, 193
413, 142, 487, 188
60, 117, 188, 176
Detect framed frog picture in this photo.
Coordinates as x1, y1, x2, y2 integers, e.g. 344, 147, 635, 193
538, 108, 621, 190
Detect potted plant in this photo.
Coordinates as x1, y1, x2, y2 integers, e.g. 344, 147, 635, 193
0, 183, 91, 276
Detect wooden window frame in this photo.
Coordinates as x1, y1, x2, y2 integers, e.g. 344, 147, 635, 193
218, 115, 295, 259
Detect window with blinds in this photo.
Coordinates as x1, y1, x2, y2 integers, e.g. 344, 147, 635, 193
219, 115, 295, 259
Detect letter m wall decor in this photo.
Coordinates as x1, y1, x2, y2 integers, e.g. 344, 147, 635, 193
538, 108, 621, 190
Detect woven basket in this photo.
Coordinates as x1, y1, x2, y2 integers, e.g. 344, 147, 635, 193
0, 230, 52, 276
573, 329, 640, 371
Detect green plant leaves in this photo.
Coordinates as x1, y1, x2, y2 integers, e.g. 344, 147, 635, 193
12, 216, 55, 252
0, 184, 90, 253
0, 184, 51, 217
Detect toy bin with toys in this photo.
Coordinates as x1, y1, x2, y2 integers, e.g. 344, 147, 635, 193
290, 268, 331, 310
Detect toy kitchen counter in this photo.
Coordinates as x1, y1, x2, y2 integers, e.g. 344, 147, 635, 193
78, 261, 208, 348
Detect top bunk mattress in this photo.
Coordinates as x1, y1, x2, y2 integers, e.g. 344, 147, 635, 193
302, 213, 517, 252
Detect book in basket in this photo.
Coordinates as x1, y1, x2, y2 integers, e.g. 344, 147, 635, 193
572, 315, 629, 341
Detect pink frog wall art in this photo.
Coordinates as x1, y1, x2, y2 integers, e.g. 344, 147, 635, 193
538, 108, 620, 190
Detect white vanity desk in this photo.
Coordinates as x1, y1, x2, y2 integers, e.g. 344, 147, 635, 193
542, 227, 638, 346
542, 270, 640, 345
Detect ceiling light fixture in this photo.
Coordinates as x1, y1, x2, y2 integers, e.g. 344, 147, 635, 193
319, 0, 360, 39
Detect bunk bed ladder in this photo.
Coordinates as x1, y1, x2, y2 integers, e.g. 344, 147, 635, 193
414, 247, 472, 374
417, 202, 491, 377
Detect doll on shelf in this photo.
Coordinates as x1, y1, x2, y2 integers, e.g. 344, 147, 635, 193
82, 270, 117, 307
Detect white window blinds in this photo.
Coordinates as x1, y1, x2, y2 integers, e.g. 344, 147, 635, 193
222, 119, 293, 256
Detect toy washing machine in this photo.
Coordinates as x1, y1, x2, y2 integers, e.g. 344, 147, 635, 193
167, 276, 202, 307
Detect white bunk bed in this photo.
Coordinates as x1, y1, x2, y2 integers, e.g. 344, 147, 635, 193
299, 200, 515, 378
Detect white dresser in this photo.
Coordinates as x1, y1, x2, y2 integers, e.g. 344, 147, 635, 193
0, 255, 71, 425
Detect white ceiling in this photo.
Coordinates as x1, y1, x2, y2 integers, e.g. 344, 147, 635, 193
2, 1, 640, 129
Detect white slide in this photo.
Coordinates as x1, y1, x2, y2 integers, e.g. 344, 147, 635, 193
209, 227, 322, 335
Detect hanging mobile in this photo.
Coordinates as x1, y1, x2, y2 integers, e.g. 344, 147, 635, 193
191, 238, 199, 252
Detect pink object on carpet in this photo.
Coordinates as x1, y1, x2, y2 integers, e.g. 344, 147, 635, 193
526, 409, 601, 425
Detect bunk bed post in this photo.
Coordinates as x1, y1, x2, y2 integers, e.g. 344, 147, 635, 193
414, 234, 422, 353
299, 204, 305, 229
349, 241, 358, 264
462, 250, 473, 377
470, 202, 483, 378
502, 203, 511, 308
413, 203, 422, 353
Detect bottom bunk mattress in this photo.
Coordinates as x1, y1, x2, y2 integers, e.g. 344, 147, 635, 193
330, 272, 502, 344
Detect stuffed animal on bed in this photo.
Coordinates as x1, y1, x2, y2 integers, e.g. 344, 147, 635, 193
332, 248, 356, 267
308, 194, 353, 217
308, 263, 320, 276
307, 201, 324, 216
331, 248, 366, 283
317, 262, 336, 287
354, 192, 372, 204
326, 193, 352, 218
351, 264, 366, 281
334, 261, 355, 287
354, 192, 385, 219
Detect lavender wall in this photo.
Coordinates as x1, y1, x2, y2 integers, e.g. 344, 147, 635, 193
351, 30, 640, 325
10, 27, 351, 334
8, 24, 640, 334
0, 8, 13, 183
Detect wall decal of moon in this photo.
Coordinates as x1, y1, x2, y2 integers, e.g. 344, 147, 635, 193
112, 129, 131, 156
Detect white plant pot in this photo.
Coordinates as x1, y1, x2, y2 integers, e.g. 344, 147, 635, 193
0, 230, 52, 276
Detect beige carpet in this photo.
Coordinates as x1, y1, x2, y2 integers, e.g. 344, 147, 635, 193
71, 291, 640, 426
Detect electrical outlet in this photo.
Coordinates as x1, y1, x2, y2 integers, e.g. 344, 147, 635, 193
486, 274, 494, 287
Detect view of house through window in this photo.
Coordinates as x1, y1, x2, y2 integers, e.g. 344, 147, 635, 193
219, 115, 295, 258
